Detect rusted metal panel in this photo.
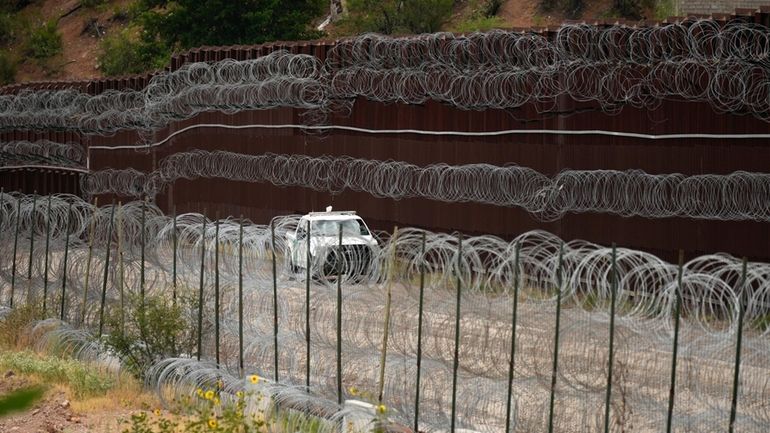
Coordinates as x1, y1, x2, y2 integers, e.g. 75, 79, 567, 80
4, 20, 770, 261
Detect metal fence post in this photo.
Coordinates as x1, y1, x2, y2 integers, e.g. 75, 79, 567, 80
172, 206, 177, 304
450, 234, 463, 433
336, 223, 343, 405
728, 258, 748, 433
414, 231, 427, 433
547, 242, 565, 433
305, 219, 311, 391
238, 217, 244, 377
117, 202, 125, 331
197, 211, 207, 361
59, 201, 72, 321
378, 227, 398, 403
81, 197, 98, 326
10, 196, 21, 307
505, 242, 521, 433
604, 244, 618, 433
214, 216, 220, 365
27, 191, 37, 303
272, 221, 279, 382
42, 195, 52, 317
0, 189, 4, 304
140, 198, 146, 306
26, 192, 37, 303
666, 250, 685, 433
98, 201, 116, 336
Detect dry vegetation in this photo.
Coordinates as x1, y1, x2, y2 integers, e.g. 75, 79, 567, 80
0, 306, 159, 433
0, 0, 681, 84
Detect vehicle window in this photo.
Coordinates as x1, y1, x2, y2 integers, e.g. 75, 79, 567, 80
312, 219, 369, 236
355, 219, 370, 235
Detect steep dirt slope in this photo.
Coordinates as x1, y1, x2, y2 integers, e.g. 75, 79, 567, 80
12, 0, 633, 82
13, 0, 131, 83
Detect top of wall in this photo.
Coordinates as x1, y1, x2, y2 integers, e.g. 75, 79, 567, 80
1, 4, 770, 95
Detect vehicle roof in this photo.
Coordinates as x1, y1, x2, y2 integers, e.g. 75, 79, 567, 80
302, 213, 363, 222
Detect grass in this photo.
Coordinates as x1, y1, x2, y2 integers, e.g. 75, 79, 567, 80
752, 312, 770, 333
0, 350, 114, 398
0, 350, 157, 430
26, 19, 62, 60
654, 0, 677, 20
0, 302, 41, 349
0, 50, 16, 84
454, 15, 507, 32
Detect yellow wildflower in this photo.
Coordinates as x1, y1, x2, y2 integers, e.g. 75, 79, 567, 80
204, 390, 215, 400
153, 408, 161, 417
213, 397, 221, 406
348, 386, 359, 396
248, 374, 260, 385
208, 418, 218, 429
376, 404, 387, 414
236, 390, 244, 399
196, 388, 204, 398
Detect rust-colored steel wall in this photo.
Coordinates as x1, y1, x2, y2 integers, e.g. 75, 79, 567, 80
82, 96, 770, 263
4, 9, 770, 262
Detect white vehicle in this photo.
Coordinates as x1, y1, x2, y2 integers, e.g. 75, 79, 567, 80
286, 207, 379, 277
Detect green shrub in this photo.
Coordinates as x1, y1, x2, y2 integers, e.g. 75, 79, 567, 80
540, 0, 583, 19
0, 302, 40, 348
133, 0, 325, 49
1, 1, 33, 13
122, 389, 272, 433
0, 50, 16, 84
0, 351, 114, 397
26, 20, 62, 59
103, 293, 197, 379
753, 313, 770, 332
98, 28, 168, 76
454, 15, 506, 33
81, 0, 108, 7
342, 0, 454, 34
483, 0, 504, 16
654, 0, 677, 20
0, 12, 15, 45
121, 386, 380, 433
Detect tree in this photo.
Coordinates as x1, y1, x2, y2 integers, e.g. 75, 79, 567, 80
401, 0, 455, 34
134, 0, 326, 50
613, 0, 642, 19
99, 28, 168, 76
0, 50, 16, 84
343, 0, 454, 35
540, 0, 584, 19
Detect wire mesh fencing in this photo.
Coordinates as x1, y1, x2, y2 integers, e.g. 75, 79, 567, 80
0, 192, 768, 432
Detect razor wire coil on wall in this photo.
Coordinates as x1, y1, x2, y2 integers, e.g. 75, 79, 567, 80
78, 150, 770, 222
2, 16, 770, 433
2, 21, 770, 134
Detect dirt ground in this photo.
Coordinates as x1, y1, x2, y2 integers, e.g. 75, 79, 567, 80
500, 0, 615, 28
14, 0, 133, 83
14, 0, 628, 83
0, 370, 140, 433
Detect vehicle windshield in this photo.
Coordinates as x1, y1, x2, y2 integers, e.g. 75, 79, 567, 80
311, 219, 370, 236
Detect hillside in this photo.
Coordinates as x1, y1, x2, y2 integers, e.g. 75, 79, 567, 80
2, 0, 671, 84
4, 0, 133, 83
